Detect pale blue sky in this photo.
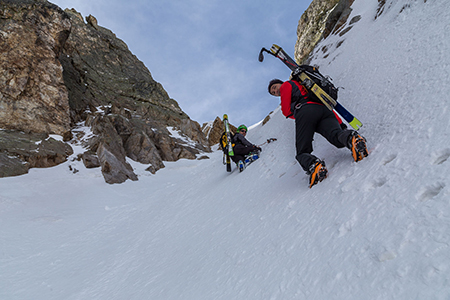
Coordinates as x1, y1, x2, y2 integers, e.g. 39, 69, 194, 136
50, 0, 312, 127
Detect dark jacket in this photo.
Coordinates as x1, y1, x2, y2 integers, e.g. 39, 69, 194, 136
232, 133, 253, 147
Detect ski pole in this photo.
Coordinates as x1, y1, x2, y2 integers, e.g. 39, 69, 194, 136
257, 138, 277, 147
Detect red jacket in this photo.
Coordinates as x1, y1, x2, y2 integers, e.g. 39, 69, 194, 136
280, 80, 343, 124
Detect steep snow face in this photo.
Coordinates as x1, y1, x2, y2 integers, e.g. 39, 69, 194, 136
1, 0, 450, 299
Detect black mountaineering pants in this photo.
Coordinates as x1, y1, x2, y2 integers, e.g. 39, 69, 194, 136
231, 144, 259, 164
294, 103, 353, 172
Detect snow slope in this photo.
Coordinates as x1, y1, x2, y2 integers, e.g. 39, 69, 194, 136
1, 0, 450, 299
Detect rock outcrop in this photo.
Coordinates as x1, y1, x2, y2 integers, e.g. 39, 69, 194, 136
0, 0, 211, 183
0, 0, 71, 135
295, 0, 358, 63
0, 130, 73, 177
202, 117, 236, 147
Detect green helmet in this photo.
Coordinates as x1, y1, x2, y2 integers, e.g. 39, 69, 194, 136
237, 124, 248, 133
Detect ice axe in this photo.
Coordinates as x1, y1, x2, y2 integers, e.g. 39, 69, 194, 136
258, 47, 279, 62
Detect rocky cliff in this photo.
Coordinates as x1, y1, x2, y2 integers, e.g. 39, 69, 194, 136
295, 0, 358, 63
0, 0, 210, 183
202, 116, 237, 148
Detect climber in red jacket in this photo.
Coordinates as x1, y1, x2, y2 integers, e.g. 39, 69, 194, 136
268, 78, 368, 188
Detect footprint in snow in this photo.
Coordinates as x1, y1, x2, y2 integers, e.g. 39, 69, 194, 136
378, 250, 397, 262
382, 153, 397, 165
337, 213, 358, 237
431, 148, 450, 165
362, 176, 388, 191
416, 182, 445, 202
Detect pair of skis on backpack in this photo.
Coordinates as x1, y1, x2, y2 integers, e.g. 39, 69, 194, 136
259, 44, 363, 131
222, 114, 234, 172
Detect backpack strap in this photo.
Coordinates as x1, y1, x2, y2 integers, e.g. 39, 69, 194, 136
286, 81, 311, 118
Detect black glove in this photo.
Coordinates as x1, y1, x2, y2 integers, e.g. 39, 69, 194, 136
340, 123, 348, 130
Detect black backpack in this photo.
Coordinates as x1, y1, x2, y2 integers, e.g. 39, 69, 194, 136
292, 65, 338, 101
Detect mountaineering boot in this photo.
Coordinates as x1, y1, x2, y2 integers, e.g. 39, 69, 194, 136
237, 160, 245, 172
244, 151, 260, 165
348, 131, 368, 162
308, 159, 328, 188
251, 151, 259, 161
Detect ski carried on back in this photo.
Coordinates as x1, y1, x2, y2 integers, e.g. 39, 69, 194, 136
259, 44, 363, 130
222, 114, 234, 172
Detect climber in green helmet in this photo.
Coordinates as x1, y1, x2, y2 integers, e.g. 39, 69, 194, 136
231, 124, 261, 171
